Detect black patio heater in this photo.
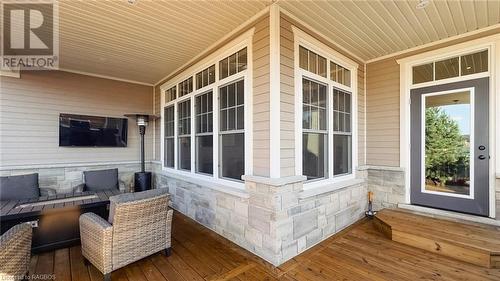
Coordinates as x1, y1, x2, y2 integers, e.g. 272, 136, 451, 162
125, 114, 159, 192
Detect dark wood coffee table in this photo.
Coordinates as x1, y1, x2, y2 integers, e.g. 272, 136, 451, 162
0, 189, 122, 253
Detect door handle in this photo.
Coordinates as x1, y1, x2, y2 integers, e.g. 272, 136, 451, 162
478, 155, 486, 160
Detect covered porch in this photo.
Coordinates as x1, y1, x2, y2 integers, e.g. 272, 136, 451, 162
1, 0, 500, 280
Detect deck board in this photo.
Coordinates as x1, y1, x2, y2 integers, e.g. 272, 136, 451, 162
31, 211, 500, 281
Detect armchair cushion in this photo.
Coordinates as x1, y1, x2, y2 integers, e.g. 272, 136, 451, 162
83, 169, 119, 192
0, 173, 40, 201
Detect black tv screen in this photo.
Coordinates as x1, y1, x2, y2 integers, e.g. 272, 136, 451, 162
59, 113, 128, 147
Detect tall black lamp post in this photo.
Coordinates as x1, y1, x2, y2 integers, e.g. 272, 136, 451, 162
125, 114, 159, 192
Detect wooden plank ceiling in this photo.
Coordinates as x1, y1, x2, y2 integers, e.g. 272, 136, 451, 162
50, 0, 500, 84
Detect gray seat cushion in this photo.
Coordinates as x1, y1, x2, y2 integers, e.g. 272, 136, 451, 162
0, 173, 40, 201
83, 169, 119, 192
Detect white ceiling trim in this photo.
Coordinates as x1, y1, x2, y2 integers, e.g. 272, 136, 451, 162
366, 23, 500, 64
58, 68, 154, 86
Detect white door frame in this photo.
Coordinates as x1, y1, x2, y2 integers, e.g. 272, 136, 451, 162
397, 34, 500, 218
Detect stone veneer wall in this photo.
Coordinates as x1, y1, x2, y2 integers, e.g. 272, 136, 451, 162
0, 162, 148, 193
496, 178, 500, 220
153, 163, 367, 266
363, 167, 406, 211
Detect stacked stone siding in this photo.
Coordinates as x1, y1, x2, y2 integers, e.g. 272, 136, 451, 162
364, 167, 405, 211
0, 162, 145, 193
154, 163, 367, 266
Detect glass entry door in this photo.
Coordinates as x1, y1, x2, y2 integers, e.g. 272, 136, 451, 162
410, 78, 489, 216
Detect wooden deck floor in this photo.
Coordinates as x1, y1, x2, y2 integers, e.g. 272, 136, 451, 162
31, 211, 500, 281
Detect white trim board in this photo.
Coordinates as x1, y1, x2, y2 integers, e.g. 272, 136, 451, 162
58, 68, 154, 86
398, 35, 499, 218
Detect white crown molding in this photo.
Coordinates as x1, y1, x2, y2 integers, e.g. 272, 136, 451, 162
58, 68, 154, 86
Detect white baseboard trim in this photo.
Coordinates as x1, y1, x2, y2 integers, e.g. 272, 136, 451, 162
398, 204, 500, 226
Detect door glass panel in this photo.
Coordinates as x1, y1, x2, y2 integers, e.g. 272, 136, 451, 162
424, 91, 472, 196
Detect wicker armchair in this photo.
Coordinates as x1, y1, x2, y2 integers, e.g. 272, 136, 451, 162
79, 189, 173, 281
0, 223, 32, 281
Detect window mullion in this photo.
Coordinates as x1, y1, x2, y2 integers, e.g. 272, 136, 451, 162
174, 102, 178, 170
191, 96, 195, 173
213, 85, 219, 179
328, 83, 334, 179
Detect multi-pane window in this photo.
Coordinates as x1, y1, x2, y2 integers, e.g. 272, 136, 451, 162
195, 91, 213, 174
302, 78, 327, 180
177, 100, 191, 170
164, 106, 174, 168
219, 80, 245, 180
299, 46, 327, 77
165, 86, 176, 103
333, 89, 352, 176
178, 77, 193, 97
219, 48, 247, 80
196, 65, 215, 89
330, 62, 351, 87
412, 50, 489, 85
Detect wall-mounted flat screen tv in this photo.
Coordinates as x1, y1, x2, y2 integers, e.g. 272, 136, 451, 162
59, 113, 128, 147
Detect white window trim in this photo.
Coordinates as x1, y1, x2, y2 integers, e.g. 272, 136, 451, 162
398, 34, 500, 218
292, 26, 359, 191
160, 29, 254, 190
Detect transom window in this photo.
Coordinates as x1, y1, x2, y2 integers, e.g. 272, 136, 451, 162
299, 46, 327, 77
196, 65, 215, 89
165, 86, 176, 103
412, 49, 488, 85
298, 45, 355, 182
178, 77, 193, 97
219, 48, 247, 80
162, 45, 248, 185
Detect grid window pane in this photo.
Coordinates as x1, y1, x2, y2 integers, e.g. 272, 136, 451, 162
220, 133, 244, 180
165, 86, 176, 103
178, 77, 193, 97
196, 92, 213, 134
237, 48, 247, 71
302, 78, 326, 131
196, 65, 216, 89
220, 80, 244, 132
219, 48, 247, 80
333, 135, 351, 176
461, 50, 488, 76
435, 57, 459, 80
330, 62, 351, 87
333, 89, 352, 133
303, 133, 327, 180
299, 46, 308, 70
